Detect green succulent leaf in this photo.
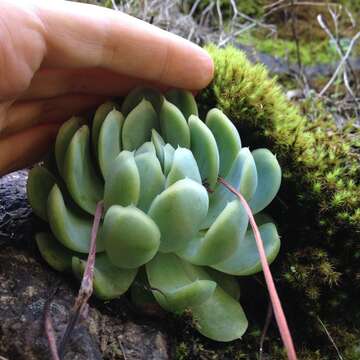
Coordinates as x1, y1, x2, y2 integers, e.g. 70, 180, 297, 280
204, 268, 240, 300
72, 253, 137, 300
148, 178, 209, 253
92, 101, 117, 157
206, 108, 241, 177
27, 165, 57, 221
249, 149, 282, 214
122, 99, 158, 151
103, 151, 140, 211
64, 125, 104, 214
151, 129, 165, 165
191, 284, 248, 341
202, 148, 257, 229
36, 232, 80, 272
121, 86, 164, 115
55, 116, 84, 178
182, 265, 248, 341
98, 109, 124, 178
135, 141, 156, 156
135, 151, 165, 212
212, 223, 281, 276
146, 253, 216, 312
103, 205, 160, 269
163, 143, 175, 176
177, 199, 248, 265
47, 184, 105, 253
166, 147, 202, 188
165, 89, 198, 120
189, 115, 219, 189
159, 99, 190, 148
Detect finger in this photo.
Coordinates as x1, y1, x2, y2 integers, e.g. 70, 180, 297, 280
1, 94, 106, 136
20, 68, 167, 100
34, 0, 213, 89
0, 123, 60, 176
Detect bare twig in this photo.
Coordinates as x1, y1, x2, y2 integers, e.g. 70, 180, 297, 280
259, 302, 273, 360
44, 288, 61, 360
218, 177, 297, 360
317, 14, 359, 93
317, 316, 344, 360
318, 30, 360, 97
58, 201, 104, 358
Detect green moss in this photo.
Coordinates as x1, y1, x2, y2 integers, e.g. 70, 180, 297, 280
238, 34, 341, 66
193, 44, 360, 356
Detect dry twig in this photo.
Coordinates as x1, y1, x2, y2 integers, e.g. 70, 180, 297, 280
58, 201, 104, 358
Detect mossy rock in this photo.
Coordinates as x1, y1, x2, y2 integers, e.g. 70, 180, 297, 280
187, 44, 359, 358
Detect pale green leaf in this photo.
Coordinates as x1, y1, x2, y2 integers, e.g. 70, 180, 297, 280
189, 115, 219, 189
148, 179, 209, 253
47, 184, 105, 253
103, 205, 160, 269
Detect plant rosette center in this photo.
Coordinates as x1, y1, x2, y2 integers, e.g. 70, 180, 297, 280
27, 87, 282, 342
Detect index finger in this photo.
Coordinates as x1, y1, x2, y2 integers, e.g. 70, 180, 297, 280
34, 0, 214, 90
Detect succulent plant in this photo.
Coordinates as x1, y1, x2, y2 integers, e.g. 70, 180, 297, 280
27, 87, 282, 342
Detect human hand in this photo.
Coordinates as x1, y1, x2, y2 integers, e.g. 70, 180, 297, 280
0, 0, 213, 176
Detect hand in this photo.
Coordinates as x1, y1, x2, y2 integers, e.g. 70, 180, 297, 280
0, 0, 213, 176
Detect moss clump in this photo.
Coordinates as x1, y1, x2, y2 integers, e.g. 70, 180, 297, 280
195, 44, 359, 356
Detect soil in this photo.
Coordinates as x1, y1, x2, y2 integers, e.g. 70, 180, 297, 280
0, 170, 170, 360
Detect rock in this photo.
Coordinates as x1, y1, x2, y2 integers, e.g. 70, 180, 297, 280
0, 170, 170, 360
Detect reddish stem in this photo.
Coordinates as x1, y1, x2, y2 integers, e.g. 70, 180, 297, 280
44, 292, 61, 360
59, 201, 103, 358
218, 178, 297, 360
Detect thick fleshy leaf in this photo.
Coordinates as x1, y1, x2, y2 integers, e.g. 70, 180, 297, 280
148, 179, 209, 253
151, 129, 165, 165
122, 99, 158, 151
205, 268, 240, 300
191, 287, 248, 342
249, 149, 282, 214
55, 116, 83, 177
202, 148, 257, 229
159, 99, 190, 148
212, 223, 281, 276
163, 144, 175, 176
103, 151, 140, 211
165, 89, 198, 120
72, 253, 137, 300
103, 206, 160, 269
63, 125, 104, 214
121, 86, 164, 115
166, 147, 201, 188
206, 109, 241, 177
27, 165, 57, 221
135, 141, 156, 156
47, 185, 105, 253
177, 200, 248, 265
98, 109, 124, 178
186, 266, 248, 342
92, 101, 117, 157
189, 115, 219, 189
146, 253, 216, 312
36, 232, 80, 272
135, 151, 165, 212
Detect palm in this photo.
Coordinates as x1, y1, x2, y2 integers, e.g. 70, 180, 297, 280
0, 0, 213, 176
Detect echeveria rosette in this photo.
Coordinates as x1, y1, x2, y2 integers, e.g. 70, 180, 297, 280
27, 87, 282, 342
